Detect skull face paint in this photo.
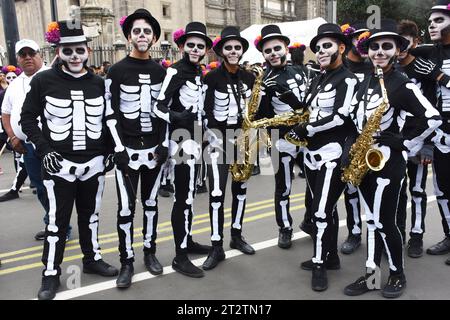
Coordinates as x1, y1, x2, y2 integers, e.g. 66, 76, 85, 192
221, 39, 243, 65
183, 36, 207, 64
58, 43, 89, 73
262, 39, 288, 68
5, 72, 17, 84
315, 37, 339, 69
129, 19, 154, 52
368, 38, 398, 69
428, 12, 450, 42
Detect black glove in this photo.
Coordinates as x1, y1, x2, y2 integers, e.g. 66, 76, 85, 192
155, 145, 169, 164
103, 154, 115, 173
113, 150, 130, 173
374, 131, 406, 152
169, 109, 196, 125
43, 151, 64, 174
292, 123, 308, 140
278, 91, 303, 110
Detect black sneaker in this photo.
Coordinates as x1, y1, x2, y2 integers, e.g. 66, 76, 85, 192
340, 234, 362, 254
196, 184, 208, 194
37, 276, 60, 300
144, 253, 163, 275
382, 273, 407, 299
278, 228, 293, 249
172, 255, 204, 278
230, 236, 255, 255
187, 241, 211, 254
116, 264, 134, 289
426, 237, 450, 255
407, 237, 423, 258
344, 273, 377, 296
301, 255, 341, 271
0, 190, 19, 202
311, 265, 328, 292
202, 246, 226, 270
299, 220, 314, 235
83, 260, 119, 277
35, 230, 46, 241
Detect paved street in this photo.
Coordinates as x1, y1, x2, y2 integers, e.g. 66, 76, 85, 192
0, 150, 449, 301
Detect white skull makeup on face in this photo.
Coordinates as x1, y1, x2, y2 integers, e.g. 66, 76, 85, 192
398, 35, 414, 61
58, 43, 89, 73
262, 38, 288, 67
221, 39, 243, 65
428, 12, 450, 41
5, 72, 17, 84
315, 37, 339, 69
183, 36, 207, 64
368, 38, 398, 69
129, 19, 154, 52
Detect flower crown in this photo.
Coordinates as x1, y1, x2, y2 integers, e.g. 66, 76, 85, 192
341, 23, 356, 36
1, 65, 22, 75
173, 28, 185, 43
161, 59, 173, 68
356, 31, 371, 55
254, 35, 262, 47
45, 21, 60, 44
212, 36, 222, 48
288, 42, 306, 51
119, 16, 128, 28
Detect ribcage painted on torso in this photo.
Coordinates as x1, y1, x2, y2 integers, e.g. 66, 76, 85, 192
439, 59, 450, 114
213, 83, 250, 125
179, 76, 204, 114
309, 83, 336, 123
271, 73, 307, 115
44, 90, 104, 151
119, 74, 162, 133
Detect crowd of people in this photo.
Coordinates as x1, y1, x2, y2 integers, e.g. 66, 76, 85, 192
1, 0, 450, 301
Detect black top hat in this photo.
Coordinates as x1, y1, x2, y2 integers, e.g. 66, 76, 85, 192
57, 20, 87, 45
256, 24, 290, 52
213, 26, 249, 56
121, 9, 161, 41
431, 0, 450, 13
351, 21, 370, 38
175, 22, 213, 49
310, 23, 350, 53
363, 19, 410, 52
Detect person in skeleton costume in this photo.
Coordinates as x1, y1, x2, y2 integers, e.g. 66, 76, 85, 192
201, 26, 256, 270
153, 22, 212, 278
395, 20, 438, 258
343, 19, 441, 298
105, 9, 168, 289
255, 24, 308, 249
286, 23, 358, 292
21, 21, 119, 300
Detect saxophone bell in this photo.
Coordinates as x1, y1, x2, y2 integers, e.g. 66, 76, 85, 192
365, 148, 386, 171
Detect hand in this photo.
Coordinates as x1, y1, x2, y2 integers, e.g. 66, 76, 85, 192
278, 91, 302, 110
103, 154, 115, 172
43, 151, 63, 174
113, 150, 129, 173
154, 145, 168, 164
429, 61, 443, 81
292, 123, 308, 140
419, 144, 434, 165
169, 109, 196, 124
10, 137, 26, 154
374, 131, 406, 152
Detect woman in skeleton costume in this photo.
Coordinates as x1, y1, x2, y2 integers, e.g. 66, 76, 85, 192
153, 22, 212, 278
105, 9, 168, 289
287, 23, 358, 292
255, 24, 309, 249
21, 21, 119, 300
343, 20, 442, 298
395, 20, 438, 258
201, 26, 256, 270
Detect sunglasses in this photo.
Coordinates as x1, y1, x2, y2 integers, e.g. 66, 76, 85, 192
61, 47, 87, 56
315, 42, 334, 52
263, 45, 283, 55
224, 45, 243, 51
132, 27, 153, 35
369, 42, 394, 51
18, 50, 37, 58
186, 42, 206, 50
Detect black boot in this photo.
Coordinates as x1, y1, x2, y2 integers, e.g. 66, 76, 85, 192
83, 259, 119, 277
426, 236, 450, 255
0, 190, 19, 202
172, 255, 204, 278
340, 234, 362, 254
407, 236, 423, 258
187, 240, 211, 254
202, 246, 226, 270
144, 253, 163, 275
382, 273, 407, 298
37, 276, 60, 300
278, 228, 293, 249
344, 273, 378, 296
301, 255, 340, 271
116, 264, 134, 289
311, 265, 328, 292
230, 235, 255, 255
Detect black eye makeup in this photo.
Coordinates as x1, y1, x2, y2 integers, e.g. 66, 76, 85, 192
263, 45, 283, 55
132, 28, 153, 35
315, 42, 333, 52
369, 42, 394, 51
62, 47, 87, 56
224, 45, 243, 51
186, 43, 206, 50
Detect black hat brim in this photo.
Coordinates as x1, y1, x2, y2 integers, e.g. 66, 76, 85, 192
256, 35, 290, 52
176, 33, 213, 49
310, 33, 350, 53
122, 12, 161, 42
363, 33, 410, 52
213, 36, 249, 56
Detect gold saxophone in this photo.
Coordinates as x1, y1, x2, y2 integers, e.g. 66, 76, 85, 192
229, 65, 264, 182
341, 66, 389, 186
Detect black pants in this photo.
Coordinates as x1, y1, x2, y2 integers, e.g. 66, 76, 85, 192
344, 183, 362, 237
41, 156, 105, 277
11, 152, 28, 192
433, 148, 450, 237
396, 161, 428, 240
115, 164, 163, 265
359, 150, 405, 275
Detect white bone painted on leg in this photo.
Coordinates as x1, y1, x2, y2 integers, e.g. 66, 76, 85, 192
94, 175, 105, 215
181, 209, 190, 249
89, 220, 102, 261
233, 194, 247, 230
144, 211, 156, 248
373, 178, 390, 230
281, 156, 292, 197
314, 161, 337, 220
438, 199, 450, 229
379, 231, 398, 272
119, 222, 134, 259
280, 199, 290, 228
116, 169, 132, 217
44, 236, 59, 277
211, 152, 223, 197
411, 196, 424, 234
350, 198, 361, 234
145, 167, 163, 207
312, 222, 327, 264
211, 202, 222, 241
44, 180, 59, 233
186, 159, 196, 206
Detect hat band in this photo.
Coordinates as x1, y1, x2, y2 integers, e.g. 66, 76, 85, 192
59, 35, 87, 44
185, 31, 207, 38
354, 28, 369, 34
432, 5, 449, 10
262, 33, 286, 40
369, 31, 400, 40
